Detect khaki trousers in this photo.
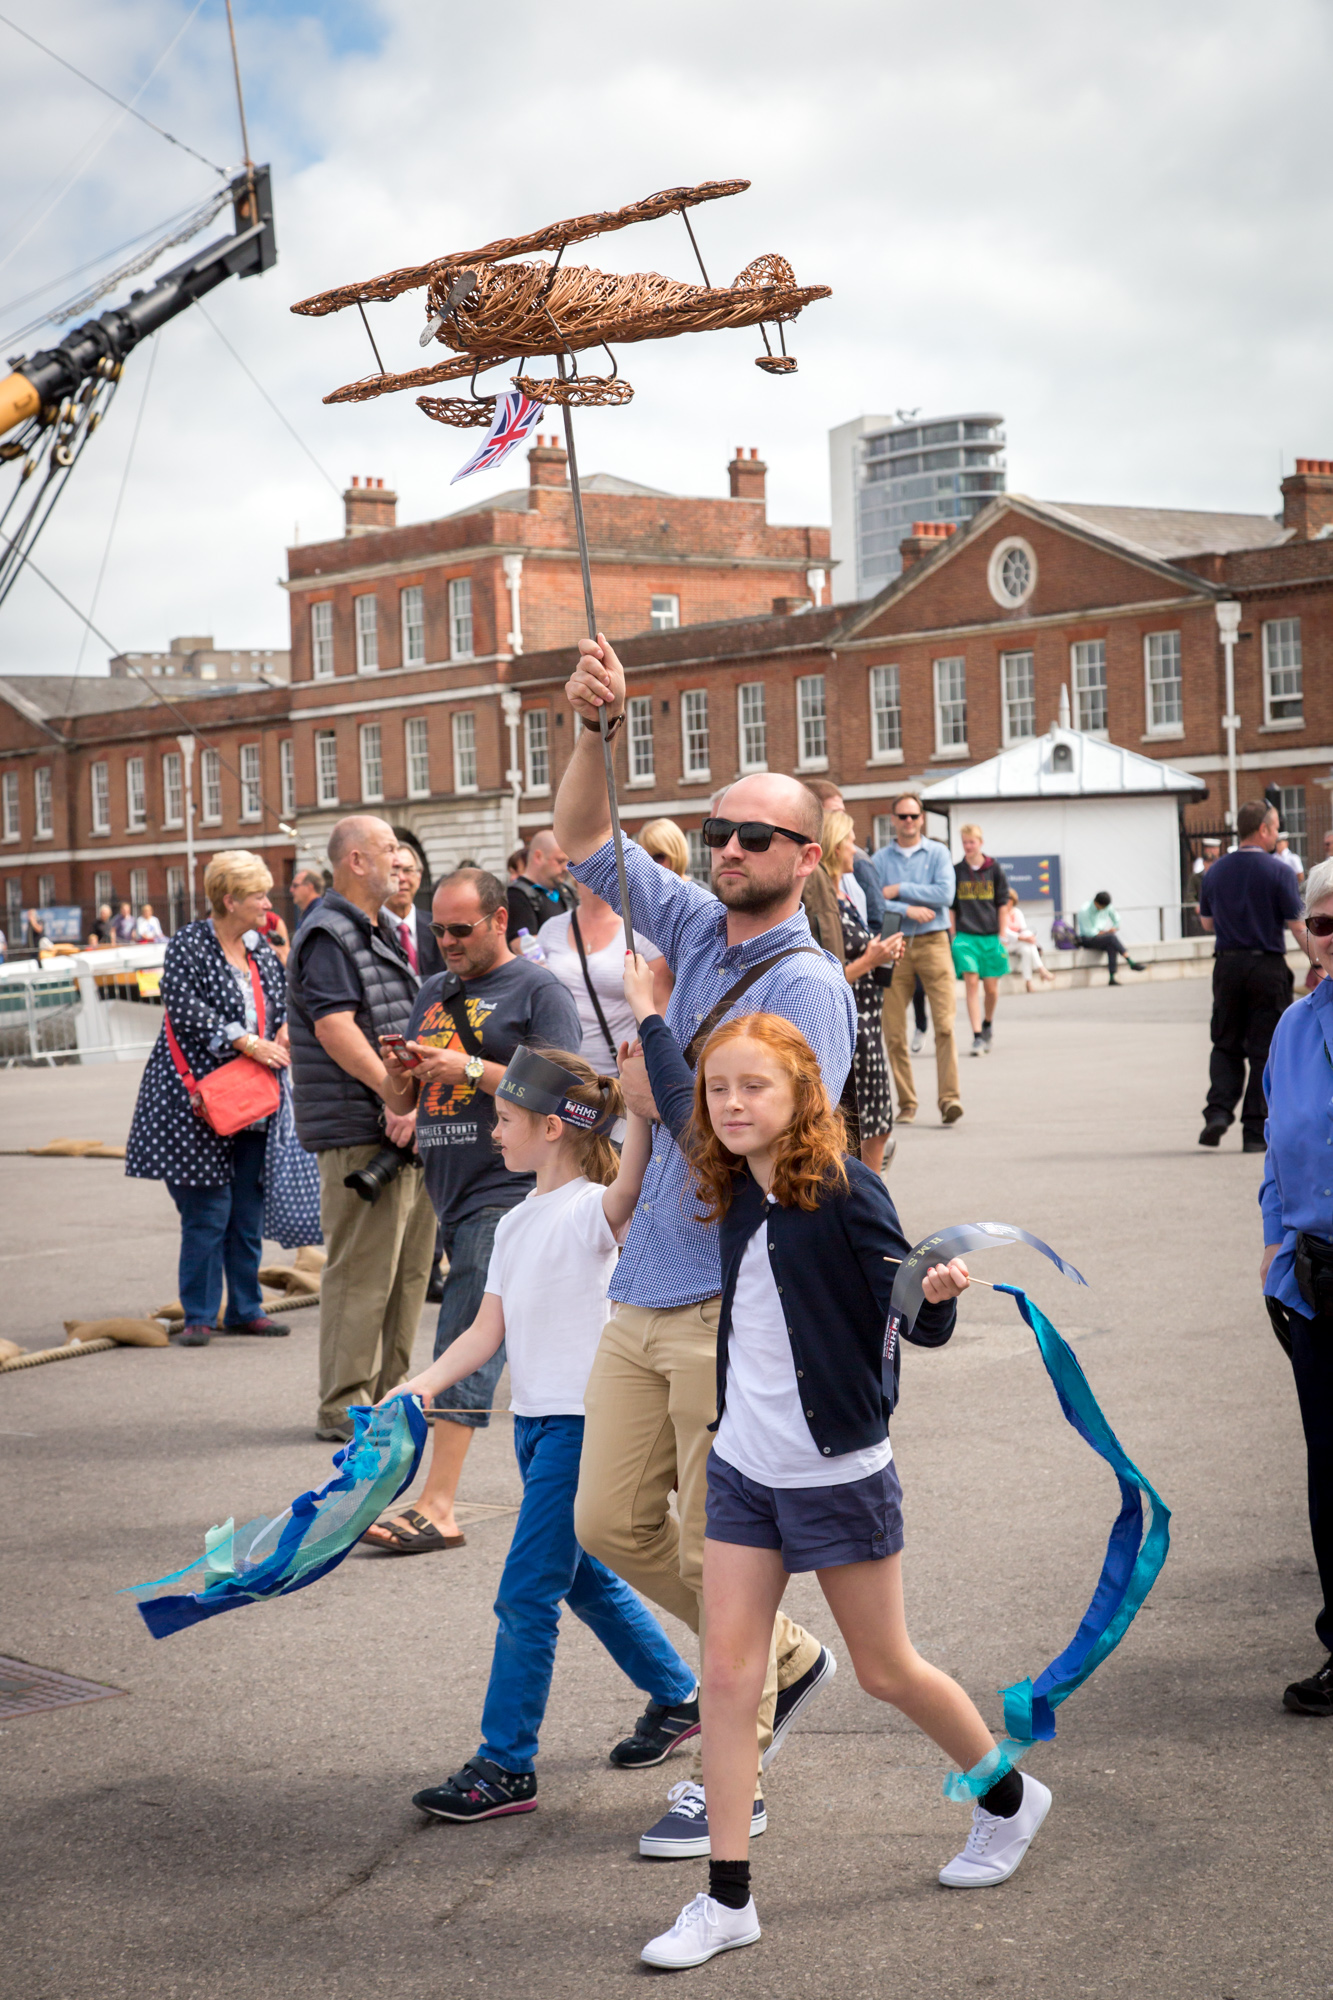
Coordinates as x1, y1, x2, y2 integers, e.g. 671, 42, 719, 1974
881, 928, 961, 1116
575, 1297, 822, 1792
316, 1148, 437, 1430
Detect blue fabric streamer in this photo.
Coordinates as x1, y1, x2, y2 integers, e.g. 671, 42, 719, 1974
942, 1285, 1171, 1799
125, 1396, 427, 1638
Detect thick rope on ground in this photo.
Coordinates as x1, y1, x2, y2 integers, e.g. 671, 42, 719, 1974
0, 1338, 118, 1373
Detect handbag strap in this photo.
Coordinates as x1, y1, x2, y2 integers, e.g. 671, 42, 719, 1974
682, 946, 824, 1070
163, 947, 267, 1097
569, 909, 618, 1062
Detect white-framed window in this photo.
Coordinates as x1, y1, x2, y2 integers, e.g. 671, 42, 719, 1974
6, 878, 23, 942
869, 665, 901, 759
987, 535, 1037, 610
310, 600, 334, 678
449, 577, 474, 660
38, 871, 55, 908
124, 758, 144, 832
315, 731, 339, 809
650, 593, 679, 632
797, 674, 828, 769
129, 867, 148, 910
452, 710, 477, 791
933, 657, 967, 753
872, 814, 896, 853
400, 585, 425, 666
359, 722, 383, 803
93, 869, 113, 909
1144, 631, 1183, 733
1263, 618, 1303, 724
738, 683, 767, 773
201, 747, 222, 824
354, 594, 379, 672
34, 766, 54, 838
90, 761, 110, 835
1071, 639, 1108, 735
681, 689, 710, 782
280, 738, 295, 817
1279, 785, 1308, 847
686, 828, 710, 884
166, 865, 186, 930
240, 743, 262, 821
2, 770, 18, 840
523, 709, 550, 793
627, 695, 655, 784
405, 717, 430, 799
1001, 650, 1036, 744
162, 751, 183, 827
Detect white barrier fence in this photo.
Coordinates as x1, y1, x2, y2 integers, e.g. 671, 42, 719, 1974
0, 944, 167, 1067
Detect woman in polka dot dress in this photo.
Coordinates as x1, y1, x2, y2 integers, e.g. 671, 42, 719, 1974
126, 851, 290, 1348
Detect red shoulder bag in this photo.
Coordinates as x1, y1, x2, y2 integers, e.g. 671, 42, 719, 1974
164, 953, 281, 1136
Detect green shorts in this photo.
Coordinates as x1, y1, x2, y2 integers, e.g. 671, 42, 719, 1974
952, 933, 1010, 979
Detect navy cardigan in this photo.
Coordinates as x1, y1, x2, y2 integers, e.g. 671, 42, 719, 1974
637, 1012, 955, 1457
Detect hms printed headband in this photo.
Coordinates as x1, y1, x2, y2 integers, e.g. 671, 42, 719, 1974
495, 1048, 617, 1135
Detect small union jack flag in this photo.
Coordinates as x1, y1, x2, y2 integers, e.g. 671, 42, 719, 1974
450, 387, 546, 485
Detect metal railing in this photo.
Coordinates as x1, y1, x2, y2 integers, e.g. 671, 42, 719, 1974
0, 944, 166, 1067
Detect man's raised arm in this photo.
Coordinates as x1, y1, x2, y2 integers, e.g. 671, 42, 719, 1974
553, 634, 625, 864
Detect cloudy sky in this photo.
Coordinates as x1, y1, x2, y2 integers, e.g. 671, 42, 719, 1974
1, 0, 1329, 673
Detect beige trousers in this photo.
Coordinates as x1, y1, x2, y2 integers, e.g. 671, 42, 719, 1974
574, 1296, 823, 1792
881, 928, 961, 1116
315, 1147, 437, 1430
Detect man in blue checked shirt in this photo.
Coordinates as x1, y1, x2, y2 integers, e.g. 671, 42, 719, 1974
555, 632, 855, 1863
871, 792, 962, 1125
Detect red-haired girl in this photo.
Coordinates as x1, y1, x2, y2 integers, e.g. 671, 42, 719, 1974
620, 979, 1052, 1969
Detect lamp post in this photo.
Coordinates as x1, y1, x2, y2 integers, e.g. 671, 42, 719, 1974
499, 688, 523, 855
1216, 600, 1241, 832
177, 734, 197, 920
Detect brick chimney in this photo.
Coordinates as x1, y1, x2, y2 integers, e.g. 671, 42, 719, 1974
343, 475, 397, 537
1281, 458, 1333, 541
728, 446, 767, 503
898, 520, 956, 570
528, 435, 568, 489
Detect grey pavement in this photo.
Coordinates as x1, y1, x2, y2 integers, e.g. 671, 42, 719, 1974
1, 983, 1329, 2000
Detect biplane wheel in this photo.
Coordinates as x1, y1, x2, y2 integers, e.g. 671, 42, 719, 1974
514, 374, 635, 408
755, 355, 797, 375
416, 396, 497, 427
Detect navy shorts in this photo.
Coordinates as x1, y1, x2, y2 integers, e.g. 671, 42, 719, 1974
704, 1448, 904, 1573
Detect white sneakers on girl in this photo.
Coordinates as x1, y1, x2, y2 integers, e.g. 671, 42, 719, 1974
641, 1892, 761, 1968
938, 1772, 1052, 1887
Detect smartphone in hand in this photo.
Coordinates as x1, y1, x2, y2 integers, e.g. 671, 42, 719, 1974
880, 910, 903, 938
380, 1032, 423, 1070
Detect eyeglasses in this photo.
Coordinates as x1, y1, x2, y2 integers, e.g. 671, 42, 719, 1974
429, 916, 494, 940
1306, 914, 1333, 938
701, 817, 811, 853
893, 810, 923, 821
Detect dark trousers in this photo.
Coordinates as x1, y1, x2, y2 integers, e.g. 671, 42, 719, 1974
167, 1129, 266, 1328
912, 976, 927, 1035
1079, 930, 1126, 980
1267, 1298, 1333, 1654
1205, 951, 1293, 1138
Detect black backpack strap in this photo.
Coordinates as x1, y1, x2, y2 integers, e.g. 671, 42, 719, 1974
568, 909, 618, 1062
436, 973, 483, 1058
682, 946, 825, 1070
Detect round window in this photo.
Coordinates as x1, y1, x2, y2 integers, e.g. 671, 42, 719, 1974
987, 535, 1038, 609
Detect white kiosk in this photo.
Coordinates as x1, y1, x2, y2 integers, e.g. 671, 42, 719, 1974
921, 707, 1206, 950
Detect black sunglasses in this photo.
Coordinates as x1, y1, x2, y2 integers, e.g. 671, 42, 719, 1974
893, 809, 923, 821
1306, 914, 1333, 938
429, 916, 496, 940
701, 816, 811, 853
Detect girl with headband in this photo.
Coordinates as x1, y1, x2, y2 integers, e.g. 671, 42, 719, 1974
381, 1044, 697, 1824
618, 977, 1053, 1968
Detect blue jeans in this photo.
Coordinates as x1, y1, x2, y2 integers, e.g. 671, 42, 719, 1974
478, 1414, 696, 1773
167, 1129, 267, 1327
432, 1206, 510, 1429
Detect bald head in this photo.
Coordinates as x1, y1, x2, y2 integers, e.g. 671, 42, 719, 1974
525, 826, 570, 890
715, 774, 824, 844
327, 814, 399, 915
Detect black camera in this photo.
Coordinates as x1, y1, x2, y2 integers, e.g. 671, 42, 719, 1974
343, 1141, 418, 1204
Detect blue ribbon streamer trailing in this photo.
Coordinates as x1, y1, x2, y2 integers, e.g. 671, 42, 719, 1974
124, 1396, 427, 1638
941, 1285, 1171, 1800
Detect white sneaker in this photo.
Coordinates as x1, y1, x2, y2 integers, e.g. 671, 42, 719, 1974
938, 1772, 1052, 1887
910, 1028, 925, 1054
641, 1892, 761, 1968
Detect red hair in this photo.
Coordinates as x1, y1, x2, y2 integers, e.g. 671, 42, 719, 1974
687, 1012, 848, 1219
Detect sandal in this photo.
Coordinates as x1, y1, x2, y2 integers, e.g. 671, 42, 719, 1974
361, 1507, 466, 1555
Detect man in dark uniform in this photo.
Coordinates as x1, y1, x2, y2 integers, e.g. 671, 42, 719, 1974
506, 827, 576, 944
1199, 799, 1307, 1151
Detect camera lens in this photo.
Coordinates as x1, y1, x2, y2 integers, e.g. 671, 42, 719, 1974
343, 1141, 416, 1204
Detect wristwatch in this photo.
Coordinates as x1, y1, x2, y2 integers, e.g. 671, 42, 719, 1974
464, 1054, 485, 1082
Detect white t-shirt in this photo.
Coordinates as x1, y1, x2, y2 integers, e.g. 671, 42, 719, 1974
1278, 848, 1304, 877
714, 1197, 893, 1490
536, 911, 662, 1069
483, 1176, 617, 1415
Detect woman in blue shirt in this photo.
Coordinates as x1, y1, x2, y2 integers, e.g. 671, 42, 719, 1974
1259, 856, 1333, 1717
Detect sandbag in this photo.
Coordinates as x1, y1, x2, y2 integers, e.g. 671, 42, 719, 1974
64, 1317, 169, 1348
0, 1338, 23, 1363
28, 1138, 125, 1157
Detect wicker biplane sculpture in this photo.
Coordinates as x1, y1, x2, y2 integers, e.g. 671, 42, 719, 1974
292, 179, 829, 940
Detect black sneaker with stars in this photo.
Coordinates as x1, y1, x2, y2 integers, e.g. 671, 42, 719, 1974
412, 1757, 538, 1821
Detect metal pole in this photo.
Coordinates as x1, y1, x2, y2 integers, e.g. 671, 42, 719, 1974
178, 735, 197, 920
1216, 600, 1241, 834
555, 355, 635, 953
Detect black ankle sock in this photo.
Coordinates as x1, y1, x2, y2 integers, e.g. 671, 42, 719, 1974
708, 1859, 751, 1910
979, 1766, 1024, 1818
